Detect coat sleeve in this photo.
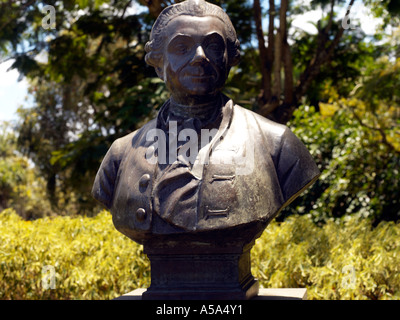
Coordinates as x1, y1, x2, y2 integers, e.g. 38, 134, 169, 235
276, 127, 320, 206
91, 138, 126, 209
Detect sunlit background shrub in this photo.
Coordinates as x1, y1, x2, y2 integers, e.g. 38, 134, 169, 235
1, 208, 399, 300
0, 209, 150, 300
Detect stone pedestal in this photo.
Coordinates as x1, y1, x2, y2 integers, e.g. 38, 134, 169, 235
139, 220, 267, 300
115, 288, 307, 300
142, 245, 258, 300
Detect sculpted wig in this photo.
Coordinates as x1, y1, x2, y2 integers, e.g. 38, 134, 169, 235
144, 0, 241, 79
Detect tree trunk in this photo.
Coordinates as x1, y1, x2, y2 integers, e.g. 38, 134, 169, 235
280, 0, 293, 106
266, 0, 275, 99
253, 0, 275, 108
47, 172, 58, 209
253, 0, 268, 105
272, 27, 281, 100
254, 0, 356, 124
259, 0, 287, 119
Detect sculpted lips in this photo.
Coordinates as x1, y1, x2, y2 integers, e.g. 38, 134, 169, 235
183, 68, 216, 81
187, 74, 215, 82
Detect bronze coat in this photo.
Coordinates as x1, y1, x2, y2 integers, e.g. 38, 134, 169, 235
92, 98, 320, 243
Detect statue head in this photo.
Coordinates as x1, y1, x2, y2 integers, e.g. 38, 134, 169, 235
145, 0, 241, 101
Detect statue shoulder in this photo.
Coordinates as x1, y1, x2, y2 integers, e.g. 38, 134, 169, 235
232, 104, 320, 205
92, 119, 157, 209
232, 104, 287, 144
108, 118, 158, 158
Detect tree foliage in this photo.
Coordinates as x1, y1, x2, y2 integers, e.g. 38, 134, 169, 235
2, 0, 167, 213
281, 97, 400, 224
0, 0, 399, 222
0, 122, 54, 219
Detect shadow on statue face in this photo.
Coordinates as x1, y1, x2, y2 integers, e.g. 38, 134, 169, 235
162, 15, 229, 104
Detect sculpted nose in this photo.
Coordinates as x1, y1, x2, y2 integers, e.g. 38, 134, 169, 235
190, 45, 209, 64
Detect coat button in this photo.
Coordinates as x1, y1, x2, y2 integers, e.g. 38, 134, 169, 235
136, 208, 147, 222
139, 174, 151, 190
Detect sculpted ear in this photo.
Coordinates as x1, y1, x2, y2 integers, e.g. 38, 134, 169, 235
145, 55, 164, 81
229, 39, 241, 67
155, 67, 164, 80
145, 41, 165, 81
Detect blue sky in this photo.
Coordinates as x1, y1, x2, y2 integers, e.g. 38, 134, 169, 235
0, 0, 382, 123
0, 59, 33, 122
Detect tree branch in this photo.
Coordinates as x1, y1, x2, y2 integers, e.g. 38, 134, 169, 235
295, 0, 355, 103
350, 107, 400, 155
266, 0, 275, 99
0, 0, 35, 34
121, 0, 133, 18
325, 0, 335, 37
280, 0, 293, 105
253, 0, 269, 106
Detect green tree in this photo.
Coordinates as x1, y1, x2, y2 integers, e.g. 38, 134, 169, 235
0, 122, 23, 211
0, 122, 53, 219
1, 0, 398, 218
1, 1, 166, 213
277, 101, 400, 225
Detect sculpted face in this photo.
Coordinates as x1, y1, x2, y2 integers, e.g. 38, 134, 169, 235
162, 15, 229, 102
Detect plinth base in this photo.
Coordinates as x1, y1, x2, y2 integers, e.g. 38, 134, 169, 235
115, 288, 307, 300
136, 220, 273, 300
142, 241, 259, 300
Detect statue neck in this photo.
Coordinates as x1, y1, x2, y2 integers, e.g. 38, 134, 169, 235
169, 94, 223, 121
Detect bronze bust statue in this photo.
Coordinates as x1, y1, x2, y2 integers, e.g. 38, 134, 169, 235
92, 0, 320, 300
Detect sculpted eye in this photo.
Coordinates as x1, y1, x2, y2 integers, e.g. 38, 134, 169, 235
206, 43, 221, 51
167, 35, 193, 55
175, 44, 188, 54
205, 43, 224, 58
204, 34, 225, 56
